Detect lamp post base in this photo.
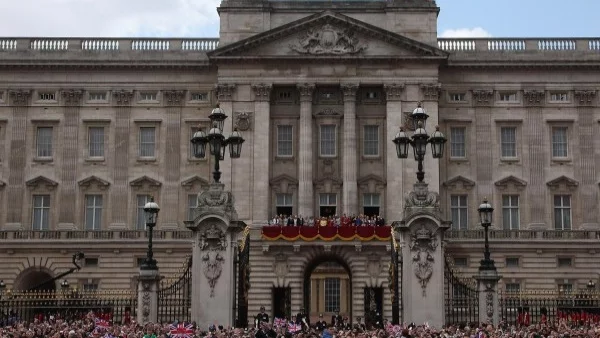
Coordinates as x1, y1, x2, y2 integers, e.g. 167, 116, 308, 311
478, 259, 496, 272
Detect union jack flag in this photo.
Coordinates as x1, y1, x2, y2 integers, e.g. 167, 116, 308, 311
169, 322, 195, 338
95, 318, 110, 329
287, 322, 301, 333
274, 317, 286, 327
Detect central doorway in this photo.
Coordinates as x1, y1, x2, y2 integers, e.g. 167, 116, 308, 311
303, 257, 352, 325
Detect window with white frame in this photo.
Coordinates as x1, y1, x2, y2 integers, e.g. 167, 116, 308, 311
88, 127, 105, 158
276, 193, 293, 217
140, 92, 157, 101
506, 257, 520, 268
187, 194, 198, 220
36, 127, 53, 158
32, 195, 50, 230
277, 125, 293, 157
449, 93, 466, 102
136, 195, 152, 230
505, 283, 521, 293
190, 92, 208, 101
324, 278, 341, 312
551, 127, 568, 158
363, 125, 379, 156
558, 257, 573, 267
38, 92, 56, 101
450, 195, 468, 230
550, 92, 569, 102
450, 127, 466, 158
499, 92, 517, 102
500, 127, 517, 158
85, 195, 103, 231
554, 195, 571, 230
88, 92, 107, 101
502, 195, 520, 230
139, 127, 156, 158
319, 193, 337, 217
363, 193, 380, 217
320, 125, 336, 157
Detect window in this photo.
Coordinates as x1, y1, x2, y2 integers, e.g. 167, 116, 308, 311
502, 195, 520, 230
139, 127, 156, 157
500, 127, 517, 158
84, 258, 99, 267
277, 125, 293, 157
140, 92, 157, 101
453, 257, 468, 267
554, 195, 571, 230
505, 283, 521, 293
276, 193, 293, 217
363, 125, 379, 156
324, 278, 341, 313
558, 283, 573, 293
85, 195, 103, 230
499, 92, 517, 102
319, 193, 337, 217
320, 125, 336, 157
363, 193, 380, 217
38, 92, 55, 101
550, 92, 569, 102
506, 257, 520, 268
88, 127, 105, 158
187, 194, 198, 220
278, 91, 292, 99
450, 195, 468, 230
32, 195, 50, 230
190, 92, 208, 101
82, 283, 99, 292
136, 195, 152, 230
449, 93, 466, 102
88, 92, 106, 101
551, 127, 568, 158
36, 127, 53, 158
450, 127, 466, 158
365, 91, 379, 99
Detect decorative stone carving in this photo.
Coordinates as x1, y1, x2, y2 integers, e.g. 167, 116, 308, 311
472, 90, 494, 105
409, 226, 438, 296
383, 84, 404, 101
216, 83, 236, 102
202, 251, 224, 297
405, 182, 440, 209
199, 223, 228, 251
420, 84, 441, 101
252, 84, 272, 102
234, 112, 253, 131
196, 183, 238, 221
273, 253, 289, 279
523, 90, 545, 105
574, 90, 597, 105
316, 108, 340, 116
61, 90, 83, 106
341, 84, 359, 100
485, 287, 494, 322
113, 90, 133, 105
402, 111, 416, 131
9, 90, 31, 106
198, 224, 228, 298
164, 90, 186, 105
141, 282, 151, 323
290, 24, 367, 55
297, 83, 315, 102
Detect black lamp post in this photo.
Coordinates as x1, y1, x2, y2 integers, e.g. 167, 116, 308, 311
0, 280, 5, 299
191, 104, 245, 183
60, 279, 70, 291
587, 280, 596, 290
392, 103, 447, 182
140, 197, 160, 270
478, 199, 496, 271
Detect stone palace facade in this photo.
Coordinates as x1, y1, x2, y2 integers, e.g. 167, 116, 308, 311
1, 0, 600, 321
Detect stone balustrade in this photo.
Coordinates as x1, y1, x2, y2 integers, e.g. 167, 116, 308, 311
0, 229, 194, 241
445, 229, 600, 240
437, 38, 600, 52
0, 37, 220, 52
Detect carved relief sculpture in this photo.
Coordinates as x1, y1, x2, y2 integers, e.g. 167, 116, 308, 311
141, 282, 151, 323
234, 112, 253, 131
199, 224, 228, 297
409, 226, 438, 296
290, 24, 367, 55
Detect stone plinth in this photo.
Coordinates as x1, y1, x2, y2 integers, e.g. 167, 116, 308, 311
475, 269, 502, 326
137, 268, 160, 324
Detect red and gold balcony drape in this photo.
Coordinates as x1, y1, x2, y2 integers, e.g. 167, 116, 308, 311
261, 225, 392, 241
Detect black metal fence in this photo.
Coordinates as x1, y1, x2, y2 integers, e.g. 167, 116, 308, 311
157, 257, 192, 323
0, 290, 136, 325
500, 291, 600, 324
444, 257, 479, 325
236, 226, 251, 328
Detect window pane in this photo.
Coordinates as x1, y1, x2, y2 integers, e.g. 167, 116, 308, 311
276, 193, 292, 206
188, 194, 197, 220
85, 195, 103, 231
552, 127, 568, 157
320, 125, 336, 156
500, 127, 516, 157
450, 127, 465, 158
324, 278, 340, 313
136, 195, 151, 229
36, 127, 53, 157
88, 127, 105, 157
32, 195, 50, 230
363, 125, 379, 156
277, 125, 293, 157
450, 195, 467, 230
139, 127, 156, 157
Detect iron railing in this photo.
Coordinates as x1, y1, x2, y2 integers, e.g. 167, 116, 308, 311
157, 257, 192, 323
444, 257, 479, 325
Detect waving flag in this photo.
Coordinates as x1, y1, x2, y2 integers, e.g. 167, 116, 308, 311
287, 322, 301, 333
274, 317, 286, 327
95, 318, 110, 329
169, 323, 195, 338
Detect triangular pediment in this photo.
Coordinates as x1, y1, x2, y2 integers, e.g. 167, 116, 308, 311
494, 175, 527, 188
270, 174, 299, 186
78, 175, 110, 188
443, 175, 476, 190
547, 175, 578, 188
358, 174, 386, 186
209, 11, 448, 61
26, 176, 58, 188
314, 177, 343, 187
181, 175, 209, 188
129, 176, 162, 188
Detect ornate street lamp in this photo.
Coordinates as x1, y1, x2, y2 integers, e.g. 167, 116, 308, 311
140, 197, 160, 270
392, 103, 446, 183
588, 280, 596, 290
478, 199, 496, 271
191, 104, 245, 183
60, 279, 70, 290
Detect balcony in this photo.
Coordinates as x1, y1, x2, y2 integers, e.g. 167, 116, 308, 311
262, 225, 391, 241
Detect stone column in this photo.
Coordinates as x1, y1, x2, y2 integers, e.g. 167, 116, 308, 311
216, 84, 236, 189
110, 90, 133, 229
341, 84, 359, 216
252, 84, 272, 225
5, 90, 31, 229
137, 269, 160, 324
384, 84, 404, 222
297, 84, 315, 219
475, 270, 502, 326
523, 90, 546, 228
58, 90, 83, 230
472, 90, 494, 201
161, 90, 185, 228
574, 90, 598, 229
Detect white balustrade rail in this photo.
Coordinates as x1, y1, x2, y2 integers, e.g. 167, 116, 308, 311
0, 38, 220, 52
438, 38, 600, 52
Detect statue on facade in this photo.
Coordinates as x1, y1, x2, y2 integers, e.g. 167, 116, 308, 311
409, 226, 437, 296
290, 24, 367, 55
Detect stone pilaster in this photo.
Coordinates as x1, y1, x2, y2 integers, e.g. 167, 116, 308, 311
252, 84, 272, 225
137, 269, 160, 324
473, 90, 494, 203
297, 83, 315, 219
475, 271, 502, 326
216, 84, 236, 189
341, 84, 359, 216
419, 83, 441, 102
5, 90, 31, 230
57, 90, 83, 230
574, 90, 598, 228
523, 90, 546, 228
110, 90, 133, 229
162, 90, 185, 228
384, 84, 405, 222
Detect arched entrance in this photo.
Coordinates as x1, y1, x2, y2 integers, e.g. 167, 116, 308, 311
14, 267, 56, 291
303, 255, 352, 325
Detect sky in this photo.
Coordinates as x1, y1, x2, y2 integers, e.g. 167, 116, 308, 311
0, 0, 597, 38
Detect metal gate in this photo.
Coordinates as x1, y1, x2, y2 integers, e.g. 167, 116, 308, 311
157, 257, 192, 323
444, 256, 479, 325
388, 229, 402, 325
236, 226, 251, 327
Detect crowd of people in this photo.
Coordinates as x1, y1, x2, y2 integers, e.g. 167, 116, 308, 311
3, 308, 600, 338
268, 214, 386, 227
